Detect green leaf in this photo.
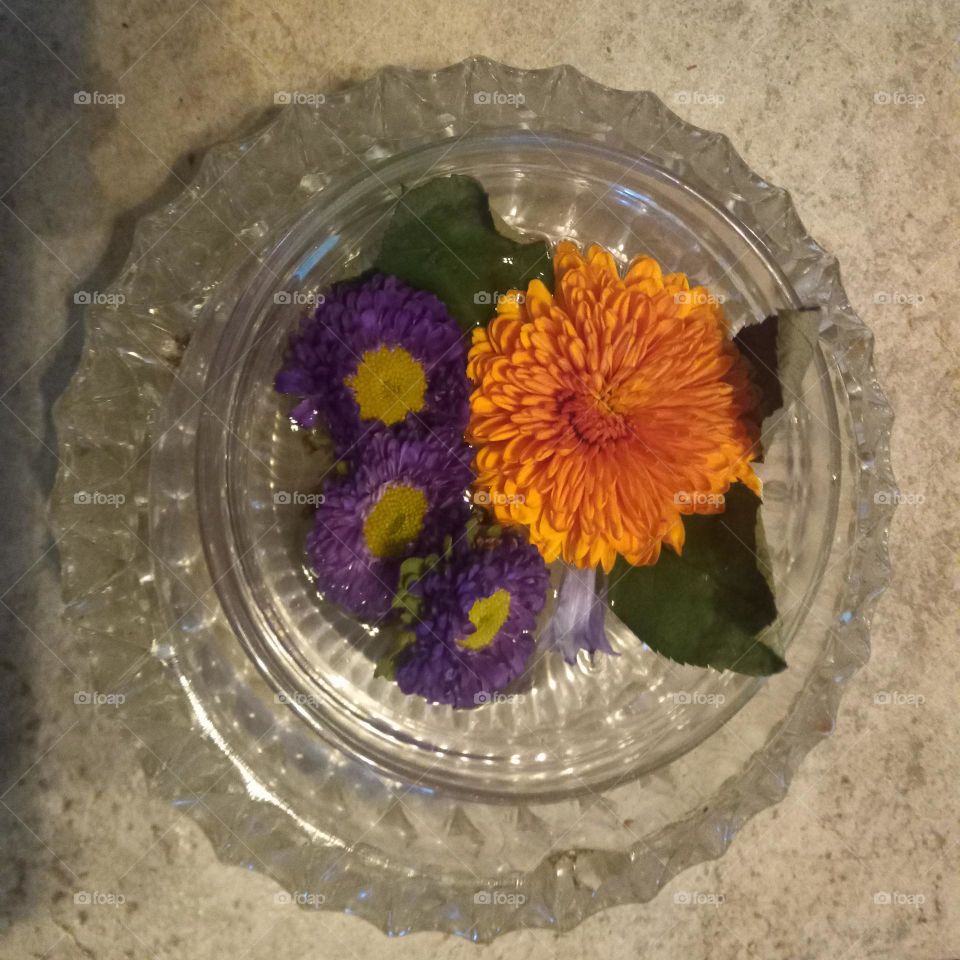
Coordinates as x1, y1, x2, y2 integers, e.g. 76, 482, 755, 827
373, 175, 554, 332
735, 307, 820, 454
604, 308, 820, 674
391, 552, 442, 621
608, 484, 785, 676
374, 629, 417, 681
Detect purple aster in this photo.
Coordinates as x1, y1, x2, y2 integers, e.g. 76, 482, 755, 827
394, 531, 550, 708
307, 430, 472, 622
275, 273, 469, 452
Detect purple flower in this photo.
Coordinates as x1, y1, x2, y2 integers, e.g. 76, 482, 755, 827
541, 565, 616, 663
307, 430, 472, 621
275, 273, 469, 452
394, 532, 550, 708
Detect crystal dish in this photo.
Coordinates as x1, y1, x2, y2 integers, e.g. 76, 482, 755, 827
50, 58, 895, 939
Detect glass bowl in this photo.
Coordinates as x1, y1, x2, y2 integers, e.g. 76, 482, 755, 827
50, 58, 895, 939
190, 132, 838, 801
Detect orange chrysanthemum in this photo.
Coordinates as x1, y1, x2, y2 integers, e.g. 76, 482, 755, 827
466, 241, 761, 573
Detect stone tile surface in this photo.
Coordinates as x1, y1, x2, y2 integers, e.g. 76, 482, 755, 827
1, 0, 958, 957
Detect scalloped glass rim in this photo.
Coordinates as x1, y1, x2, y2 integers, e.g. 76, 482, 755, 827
49, 58, 896, 940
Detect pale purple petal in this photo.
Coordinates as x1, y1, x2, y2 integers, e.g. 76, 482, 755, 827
542, 564, 616, 664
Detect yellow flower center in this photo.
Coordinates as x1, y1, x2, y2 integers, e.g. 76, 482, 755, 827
346, 345, 427, 426
363, 484, 428, 559
458, 588, 512, 650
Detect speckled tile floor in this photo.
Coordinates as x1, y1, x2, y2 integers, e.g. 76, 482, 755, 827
1, 1, 958, 957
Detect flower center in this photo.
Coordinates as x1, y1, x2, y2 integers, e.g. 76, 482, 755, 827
363, 484, 428, 559
346, 345, 427, 426
559, 387, 630, 445
458, 588, 512, 650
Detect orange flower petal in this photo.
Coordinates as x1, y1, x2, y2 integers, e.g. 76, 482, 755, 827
467, 240, 760, 569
